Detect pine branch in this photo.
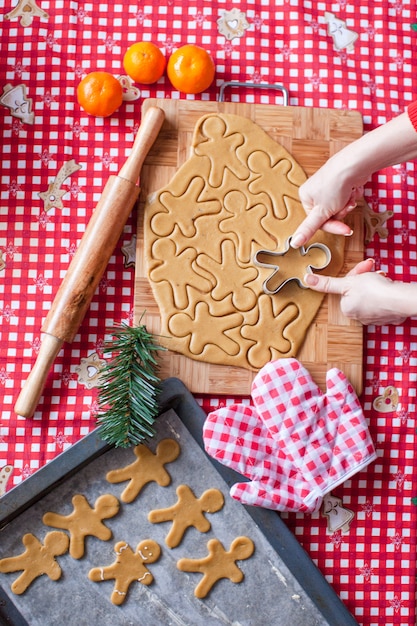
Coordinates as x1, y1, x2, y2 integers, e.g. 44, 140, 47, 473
96, 321, 165, 448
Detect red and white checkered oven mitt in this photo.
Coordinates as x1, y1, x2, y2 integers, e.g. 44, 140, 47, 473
203, 402, 317, 511
203, 358, 376, 513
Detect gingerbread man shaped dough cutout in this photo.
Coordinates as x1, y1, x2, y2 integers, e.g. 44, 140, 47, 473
148, 485, 225, 548
88, 539, 161, 605
194, 116, 248, 187
0, 531, 69, 594
177, 536, 254, 598
106, 439, 180, 503
42, 494, 120, 559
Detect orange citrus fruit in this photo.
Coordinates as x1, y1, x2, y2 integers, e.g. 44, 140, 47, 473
167, 44, 215, 94
77, 71, 123, 117
123, 41, 166, 85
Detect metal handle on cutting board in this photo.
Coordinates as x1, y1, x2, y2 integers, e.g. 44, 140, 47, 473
218, 81, 289, 105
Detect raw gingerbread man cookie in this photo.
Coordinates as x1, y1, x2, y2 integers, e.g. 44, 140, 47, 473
88, 539, 161, 605
42, 494, 120, 559
194, 116, 248, 187
148, 484, 225, 548
0, 531, 69, 594
177, 536, 254, 598
106, 438, 180, 503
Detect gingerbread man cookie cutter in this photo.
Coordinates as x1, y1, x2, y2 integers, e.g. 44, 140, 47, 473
254, 236, 331, 295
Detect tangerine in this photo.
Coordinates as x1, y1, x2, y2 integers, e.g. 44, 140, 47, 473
123, 42, 166, 85
167, 44, 215, 94
77, 71, 123, 118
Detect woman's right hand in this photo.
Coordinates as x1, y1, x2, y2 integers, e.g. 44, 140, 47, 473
291, 155, 364, 248
291, 110, 417, 248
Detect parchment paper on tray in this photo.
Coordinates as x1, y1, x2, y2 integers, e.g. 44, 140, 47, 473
0, 407, 349, 626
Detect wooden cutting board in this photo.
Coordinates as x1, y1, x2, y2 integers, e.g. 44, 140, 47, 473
134, 98, 364, 396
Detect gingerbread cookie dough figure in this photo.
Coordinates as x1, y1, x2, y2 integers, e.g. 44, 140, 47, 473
0, 531, 69, 594
177, 536, 254, 598
42, 494, 120, 559
148, 485, 224, 548
88, 539, 161, 605
106, 438, 180, 503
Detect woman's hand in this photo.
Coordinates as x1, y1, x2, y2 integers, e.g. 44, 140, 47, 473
304, 259, 415, 325
291, 111, 417, 248
291, 179, 362, 247
290, 149, 366, 249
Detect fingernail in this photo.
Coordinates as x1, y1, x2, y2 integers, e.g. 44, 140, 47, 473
290, 234, 305, 248
344, 229, 354, 237
304, 273, 319, 286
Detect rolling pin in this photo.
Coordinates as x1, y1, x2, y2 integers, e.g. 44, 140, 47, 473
15, 106, 165, 418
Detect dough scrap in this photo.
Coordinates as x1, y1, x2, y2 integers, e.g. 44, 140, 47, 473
144, 112, 345, 370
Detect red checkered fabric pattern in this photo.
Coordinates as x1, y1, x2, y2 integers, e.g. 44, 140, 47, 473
204, 359, 376, 512
1, 1, 417, 624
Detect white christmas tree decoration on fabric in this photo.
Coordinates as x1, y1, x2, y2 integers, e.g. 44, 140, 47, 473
324, 12, 358, 52
203, 359, 376, 513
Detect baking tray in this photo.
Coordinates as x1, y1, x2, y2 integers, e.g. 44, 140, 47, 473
0, 378, 359, 626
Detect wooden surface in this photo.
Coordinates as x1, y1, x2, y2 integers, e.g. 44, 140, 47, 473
134, 98, 364, 396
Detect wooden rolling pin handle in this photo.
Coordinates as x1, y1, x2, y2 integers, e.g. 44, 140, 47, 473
14, 334, 64, 418
41, 175, 140, 343
118, 106, 165, 183
14, 106, 165, 418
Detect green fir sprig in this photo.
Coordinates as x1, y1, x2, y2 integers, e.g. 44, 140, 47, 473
96, 321, 165, 448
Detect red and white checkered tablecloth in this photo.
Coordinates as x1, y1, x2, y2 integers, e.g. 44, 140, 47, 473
1, 2, 416, 625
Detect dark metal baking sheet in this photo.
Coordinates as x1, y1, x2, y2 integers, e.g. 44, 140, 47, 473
0, 377, 358, 626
